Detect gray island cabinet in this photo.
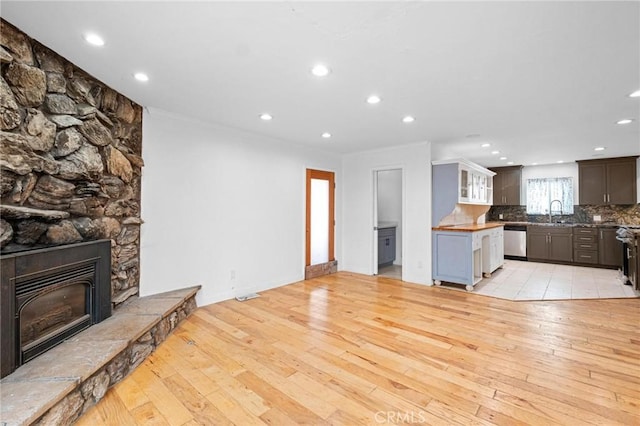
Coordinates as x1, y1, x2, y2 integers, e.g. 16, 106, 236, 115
432, 223, 504, 291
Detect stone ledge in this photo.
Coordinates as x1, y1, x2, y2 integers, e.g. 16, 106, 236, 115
305, 260, 338, 280
0, 285, 200, 426
0, 204, 71, 220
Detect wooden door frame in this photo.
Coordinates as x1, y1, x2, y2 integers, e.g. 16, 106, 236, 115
305, 169, 335, 267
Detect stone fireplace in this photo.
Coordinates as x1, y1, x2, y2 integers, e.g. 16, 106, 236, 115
0, 19, 143, 311
0, 19, 202, 425
1, 239, 112, 378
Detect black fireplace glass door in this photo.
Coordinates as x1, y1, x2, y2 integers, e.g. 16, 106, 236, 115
20, 282, 90, 350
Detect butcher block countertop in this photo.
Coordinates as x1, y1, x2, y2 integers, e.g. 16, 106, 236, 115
432, 222, 504, 232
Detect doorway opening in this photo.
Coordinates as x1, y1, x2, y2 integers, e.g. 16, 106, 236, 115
305, 169, 337, 279
373, 168, 403, 279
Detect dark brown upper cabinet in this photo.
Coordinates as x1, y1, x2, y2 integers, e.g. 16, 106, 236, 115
490, 165, 523, 206
577, 156, 638, 205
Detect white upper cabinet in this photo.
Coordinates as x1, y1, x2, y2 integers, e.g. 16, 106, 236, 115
434, 159, 494, 205
432, 159, 496, 226
459, 164, 491, 204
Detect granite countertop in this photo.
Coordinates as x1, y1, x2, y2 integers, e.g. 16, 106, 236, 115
433, 222, 640, 233
432, 222, 504, 232
499, 221, 640, 229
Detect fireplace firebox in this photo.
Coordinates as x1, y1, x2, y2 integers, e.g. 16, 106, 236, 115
1, 240, 112, 378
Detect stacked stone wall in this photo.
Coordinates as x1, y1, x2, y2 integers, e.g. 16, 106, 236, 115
0, 19, 143, 306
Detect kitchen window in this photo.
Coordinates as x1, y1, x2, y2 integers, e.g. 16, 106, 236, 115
526, 177, 574, 215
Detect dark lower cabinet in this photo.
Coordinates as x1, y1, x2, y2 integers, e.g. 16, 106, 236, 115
548, 233, 573, 262
629, 235, 638, 291
635, 235, 640, 291
573, 227, 598, 265
378, 227, 396, 267
528, 225, 626, 269
599, 228, 623, 268
527, 226, 573, 262
527, 232, 549, 260
573, 226, 624, 268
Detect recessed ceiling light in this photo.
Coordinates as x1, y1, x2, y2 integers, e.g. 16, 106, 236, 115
321, 132, 331, 138
594, 147, 606, 151
311, 64, 331, 77
629, 90, 640, 98
259, 113, 272, 121
133, 72, 149, 82
84, 33, 105, 46
402, 116, 415, 123
366, 95, 381, 104
481, 143, 491, 148
532, 163, 538, 166
507, 161, 514, 165
499, 156, 507, 160
616, 119, 633, 125
557, 160, 564, 164
491, 151, 500, 155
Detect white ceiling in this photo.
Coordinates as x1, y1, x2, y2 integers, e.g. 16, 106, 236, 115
2, 1, 639, 167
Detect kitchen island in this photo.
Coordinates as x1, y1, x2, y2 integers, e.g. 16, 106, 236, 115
432, 222, 504, 291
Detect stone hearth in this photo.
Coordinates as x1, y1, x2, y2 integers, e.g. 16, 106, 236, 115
0, 286, 200, 426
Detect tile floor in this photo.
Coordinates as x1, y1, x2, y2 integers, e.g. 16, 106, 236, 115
378, 264, 402, 279
469, 260, 638, 301
380, 261, 638, 301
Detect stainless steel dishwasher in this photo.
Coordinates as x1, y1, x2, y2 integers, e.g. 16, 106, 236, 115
503, 224, 527, 260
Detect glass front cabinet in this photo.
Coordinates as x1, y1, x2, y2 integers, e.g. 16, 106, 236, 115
459, 168, 469, 200
458, 164, 492, 204
432, 158, 496, 227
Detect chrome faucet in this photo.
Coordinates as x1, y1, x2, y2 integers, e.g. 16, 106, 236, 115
549, 199, 563, 223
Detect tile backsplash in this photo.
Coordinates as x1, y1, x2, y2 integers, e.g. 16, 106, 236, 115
487, 204, 640, 225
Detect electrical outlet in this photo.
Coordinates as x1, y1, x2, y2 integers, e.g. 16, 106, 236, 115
593, 215, 602, 222
499, 214, 504, 220
230, 270, 236, 281
417, 261, 423, 269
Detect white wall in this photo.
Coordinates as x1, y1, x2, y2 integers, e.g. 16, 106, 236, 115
377, 169, 403, 264
342, 142, 432, 285
140, 108, 341, 307
521, 163, 579, 205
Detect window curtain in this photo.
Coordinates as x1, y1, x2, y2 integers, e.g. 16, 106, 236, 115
526, 177, 574, 214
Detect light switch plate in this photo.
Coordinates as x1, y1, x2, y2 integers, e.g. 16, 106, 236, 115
593, 215, 602, 222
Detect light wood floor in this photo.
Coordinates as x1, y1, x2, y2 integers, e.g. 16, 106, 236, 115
78, 272, 640, 425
